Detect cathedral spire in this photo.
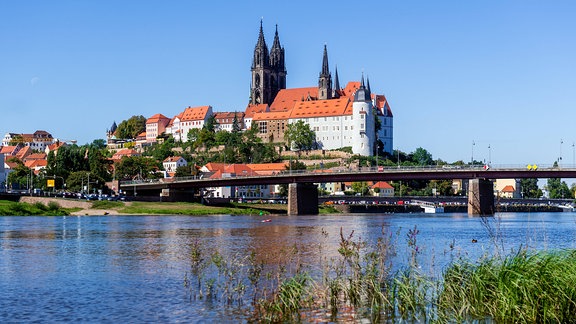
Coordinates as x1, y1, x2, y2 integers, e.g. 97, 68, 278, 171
318, 44, 332, 100
333, 66, 341, 98
321, 44, 329, 75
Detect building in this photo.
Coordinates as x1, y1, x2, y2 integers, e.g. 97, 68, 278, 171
244, 23, 393, 156
214, 112, 245, 132
371, 181, 395, 197
146, 114, 171, 143
2, 131, 55, 152
163, 156, 187, 175
166, 106, 213, 142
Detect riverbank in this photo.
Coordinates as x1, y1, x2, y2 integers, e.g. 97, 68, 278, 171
3, 197, 568, 216
16, 197, 292, 216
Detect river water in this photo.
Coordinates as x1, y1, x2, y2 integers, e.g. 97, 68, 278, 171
1, 212, 576, 322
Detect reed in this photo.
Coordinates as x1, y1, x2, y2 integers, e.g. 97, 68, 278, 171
183, 223, 576, 322
438, 249, 576, 322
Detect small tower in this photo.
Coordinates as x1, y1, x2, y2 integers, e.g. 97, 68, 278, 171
318, 45, 332, 100
352, 75, 375, 156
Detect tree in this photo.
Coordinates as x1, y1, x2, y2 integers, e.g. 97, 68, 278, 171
6, 158, 33, 190
114, 156, 160, 180
547, 177, 570, 199
412, 147, 433, 166
284, 120, 315, 152
520, 178, 542, 198
351, 182, 370, 196
115, 115, 146, 139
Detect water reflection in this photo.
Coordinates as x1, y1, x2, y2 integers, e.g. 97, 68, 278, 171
1, 212, 576, 322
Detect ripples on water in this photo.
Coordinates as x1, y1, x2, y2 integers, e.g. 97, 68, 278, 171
1, 212, 576, 322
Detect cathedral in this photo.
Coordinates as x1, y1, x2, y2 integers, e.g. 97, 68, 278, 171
245, 22, 393, 156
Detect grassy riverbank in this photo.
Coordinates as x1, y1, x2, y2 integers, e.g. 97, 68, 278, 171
1, 198, 340, 216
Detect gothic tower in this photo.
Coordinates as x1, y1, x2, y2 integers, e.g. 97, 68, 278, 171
318, 45, 332, 100
250, 22, 286, 106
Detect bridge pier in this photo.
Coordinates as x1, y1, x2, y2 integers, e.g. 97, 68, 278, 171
287, 183, 319, 215
467, 178, 494, 216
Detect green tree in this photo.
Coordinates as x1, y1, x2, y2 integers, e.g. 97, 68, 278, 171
115, 156, 161, 180
520, 178, 542, 198
412, 147, 433, 166
284, 120, 315, 152
547, 177, 570, 199
351, 182, 370, 195
6, 158, 33, 190
115, 115, 146, 139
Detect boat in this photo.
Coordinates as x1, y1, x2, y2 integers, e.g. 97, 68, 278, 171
261, 219, 272, 222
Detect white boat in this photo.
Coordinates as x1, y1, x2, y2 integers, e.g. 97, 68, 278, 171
423, 206, 445, 213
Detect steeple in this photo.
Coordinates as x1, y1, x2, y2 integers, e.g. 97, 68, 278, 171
354, 74, 371, 102
321, 44, 329, 75
252, 19, 269, 69
270, 24, 284, 70
318, 44, 332, 100
333, 66, 341, 99
250, 21, 286, 106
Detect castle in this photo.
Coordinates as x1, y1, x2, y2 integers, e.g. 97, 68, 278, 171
246, 21, 393, 156
110, 22, 394, 157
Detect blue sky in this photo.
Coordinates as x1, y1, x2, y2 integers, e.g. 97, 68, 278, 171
1, 1, 575, 166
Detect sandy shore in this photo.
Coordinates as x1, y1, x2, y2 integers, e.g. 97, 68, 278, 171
20, 196, 129, 216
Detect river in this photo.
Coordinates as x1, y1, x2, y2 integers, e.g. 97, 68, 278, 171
1, 212, 576, 322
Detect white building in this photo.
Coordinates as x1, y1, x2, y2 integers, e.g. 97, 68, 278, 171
166, 106, 213, 142
163, 156, 187, 175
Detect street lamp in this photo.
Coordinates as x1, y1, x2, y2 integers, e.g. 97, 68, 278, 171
471, 140, 475, 166
488, 144, 491, 166
560, 139, 563, 168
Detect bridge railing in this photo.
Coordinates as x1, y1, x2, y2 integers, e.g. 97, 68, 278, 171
119, 163, 572, 186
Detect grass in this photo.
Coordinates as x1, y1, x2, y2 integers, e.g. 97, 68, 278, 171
118, 201, 276, 215
438, 249, 576, 322
0, 200, 70, 216
183, 224, 576, 323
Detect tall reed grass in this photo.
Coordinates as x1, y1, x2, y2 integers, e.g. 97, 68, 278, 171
184, 221, 576, 322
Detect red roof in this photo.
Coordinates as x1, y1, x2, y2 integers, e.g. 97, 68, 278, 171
372, 181, 394, 189
501, 185, 515, 193
181, 106, 210, 122
244, 104, 269, 119
269, 87, 317, 112
291, 98, 351, 118
147, 113, 171, 124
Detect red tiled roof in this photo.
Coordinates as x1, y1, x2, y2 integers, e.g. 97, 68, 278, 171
291, 98, 351, 118
0, 146, 18, 155
163, 156, 183, 162
15, 146, 32, 159
501, 185, 515, 193
147, 113, 171, 124
244, 104, 269, 118
372, 181, 394, 189
252, 110, 291, 121
181, 106, 210, 122
203, 163, 226, 172
270, 87, 317, 112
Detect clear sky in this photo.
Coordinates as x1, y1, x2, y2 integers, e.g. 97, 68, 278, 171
1, 1, 575, 166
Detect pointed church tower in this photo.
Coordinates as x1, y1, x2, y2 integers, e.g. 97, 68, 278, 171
250, 21, 286, 106
269, 24, 286, 97
318, 45, 332, 100
333, 66, 341, 99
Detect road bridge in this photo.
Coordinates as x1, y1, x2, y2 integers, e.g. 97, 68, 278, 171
119, 165, 576, 216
